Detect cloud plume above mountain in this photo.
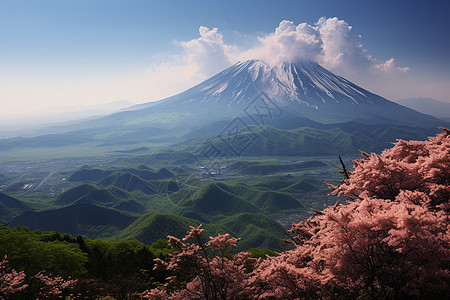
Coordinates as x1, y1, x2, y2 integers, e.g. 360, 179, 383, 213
247, 17, 409, 74
172, 18, 407, 75
178, 26, 238, 77
144, 17, 409, 100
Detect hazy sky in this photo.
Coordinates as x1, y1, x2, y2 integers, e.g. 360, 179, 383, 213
1, 0, 449, 119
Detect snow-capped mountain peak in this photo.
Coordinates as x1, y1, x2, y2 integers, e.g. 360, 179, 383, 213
184, 59, 380, 109
131, 58, 443, 128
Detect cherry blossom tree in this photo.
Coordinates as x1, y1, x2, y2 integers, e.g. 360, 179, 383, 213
33, 272, 78, 299
332, 127, 450, 209
0, 255, 28, 300
258, 128, 450, 299
1, 254, 78, 299
142, 225, 256, 300
141, 129, 449, 299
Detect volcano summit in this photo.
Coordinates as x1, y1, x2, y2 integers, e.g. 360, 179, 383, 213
128, 59, 442, 129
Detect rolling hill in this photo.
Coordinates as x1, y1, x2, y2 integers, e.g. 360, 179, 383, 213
179, 182, 260, 220
0, 192, 31, 222
115, 211, 286, 251
10, 203, 137, 238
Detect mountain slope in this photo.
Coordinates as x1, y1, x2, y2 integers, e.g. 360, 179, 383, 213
97, 172, 159, 195
115, 212, 201, 244
179, 182, 260, 220
10, 204, 137, 238
0, 192, 31, 222
216, 213, 286, 250
175, 122, 438, 156
55, 183, 145, 213
116, 211, 286, 251
396, 97, 450, 119
174, 60, 386, 107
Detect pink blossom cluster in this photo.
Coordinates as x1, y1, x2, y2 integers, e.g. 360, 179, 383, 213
143, 129, 450, 299
0, 255, 28, 299
143, 225, 255, 299
34, 272, 78, 299
332, 127, 450, 209
0, 254, 78, 299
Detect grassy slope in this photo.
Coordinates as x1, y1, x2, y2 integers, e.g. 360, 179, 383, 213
9, 203, 138, 238
116, 211, 286, 251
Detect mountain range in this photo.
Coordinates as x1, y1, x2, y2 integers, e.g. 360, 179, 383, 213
0, 100, 136, 138
396, 97, 450, 120
0, 60, 446, 154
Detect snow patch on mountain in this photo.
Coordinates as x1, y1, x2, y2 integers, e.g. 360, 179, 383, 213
189, 60, 382, 109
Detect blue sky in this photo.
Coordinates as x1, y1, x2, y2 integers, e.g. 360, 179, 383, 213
1, 0, 449, 118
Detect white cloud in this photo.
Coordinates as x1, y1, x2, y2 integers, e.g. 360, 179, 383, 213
374, 57, 410, 73
316, 17, 368, 72
141, 26, 239, 100
240, 17, 409, 76
0, 18, 441, 121
146, 17, 410, 97
240, 20, 322, 64
179, 26, 238, 76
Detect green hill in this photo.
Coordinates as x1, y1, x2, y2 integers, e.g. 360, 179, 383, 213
196, 180, 305, 214
75, 188, 126, 206
68, 165, 175, 183
252, 174, 302, 190
181, 182, 260, 219
69, 167, 113, 182
177, 123, 437, 157
117, 167, 176, 181
55, 184, 143, 213
0, 192, 31, 222
280, 179, 323, 193
97, 172, 158, 194
249, 191, 304, 213
213, 213, 287, 251
113, 199, 145, 213
115, 212, 201, 244
56, 184, 98, 205
207, 182, 260, 199
116, 212, 286, 251
10, 204, 137, 238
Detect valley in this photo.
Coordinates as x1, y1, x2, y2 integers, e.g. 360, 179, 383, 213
1, 59, 448, 253
0, 149, 343, 250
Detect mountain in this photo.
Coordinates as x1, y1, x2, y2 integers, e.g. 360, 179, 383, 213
69, 165, 176, 184
156, 60, 390, 108
0, 60, 446, 152
396, 97, 450, 119
130, 59, 444, 128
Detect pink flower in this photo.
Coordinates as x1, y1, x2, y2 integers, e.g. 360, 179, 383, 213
182, 225, 205, 241
0, 256, 28, 298
206, 233, 240, 252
